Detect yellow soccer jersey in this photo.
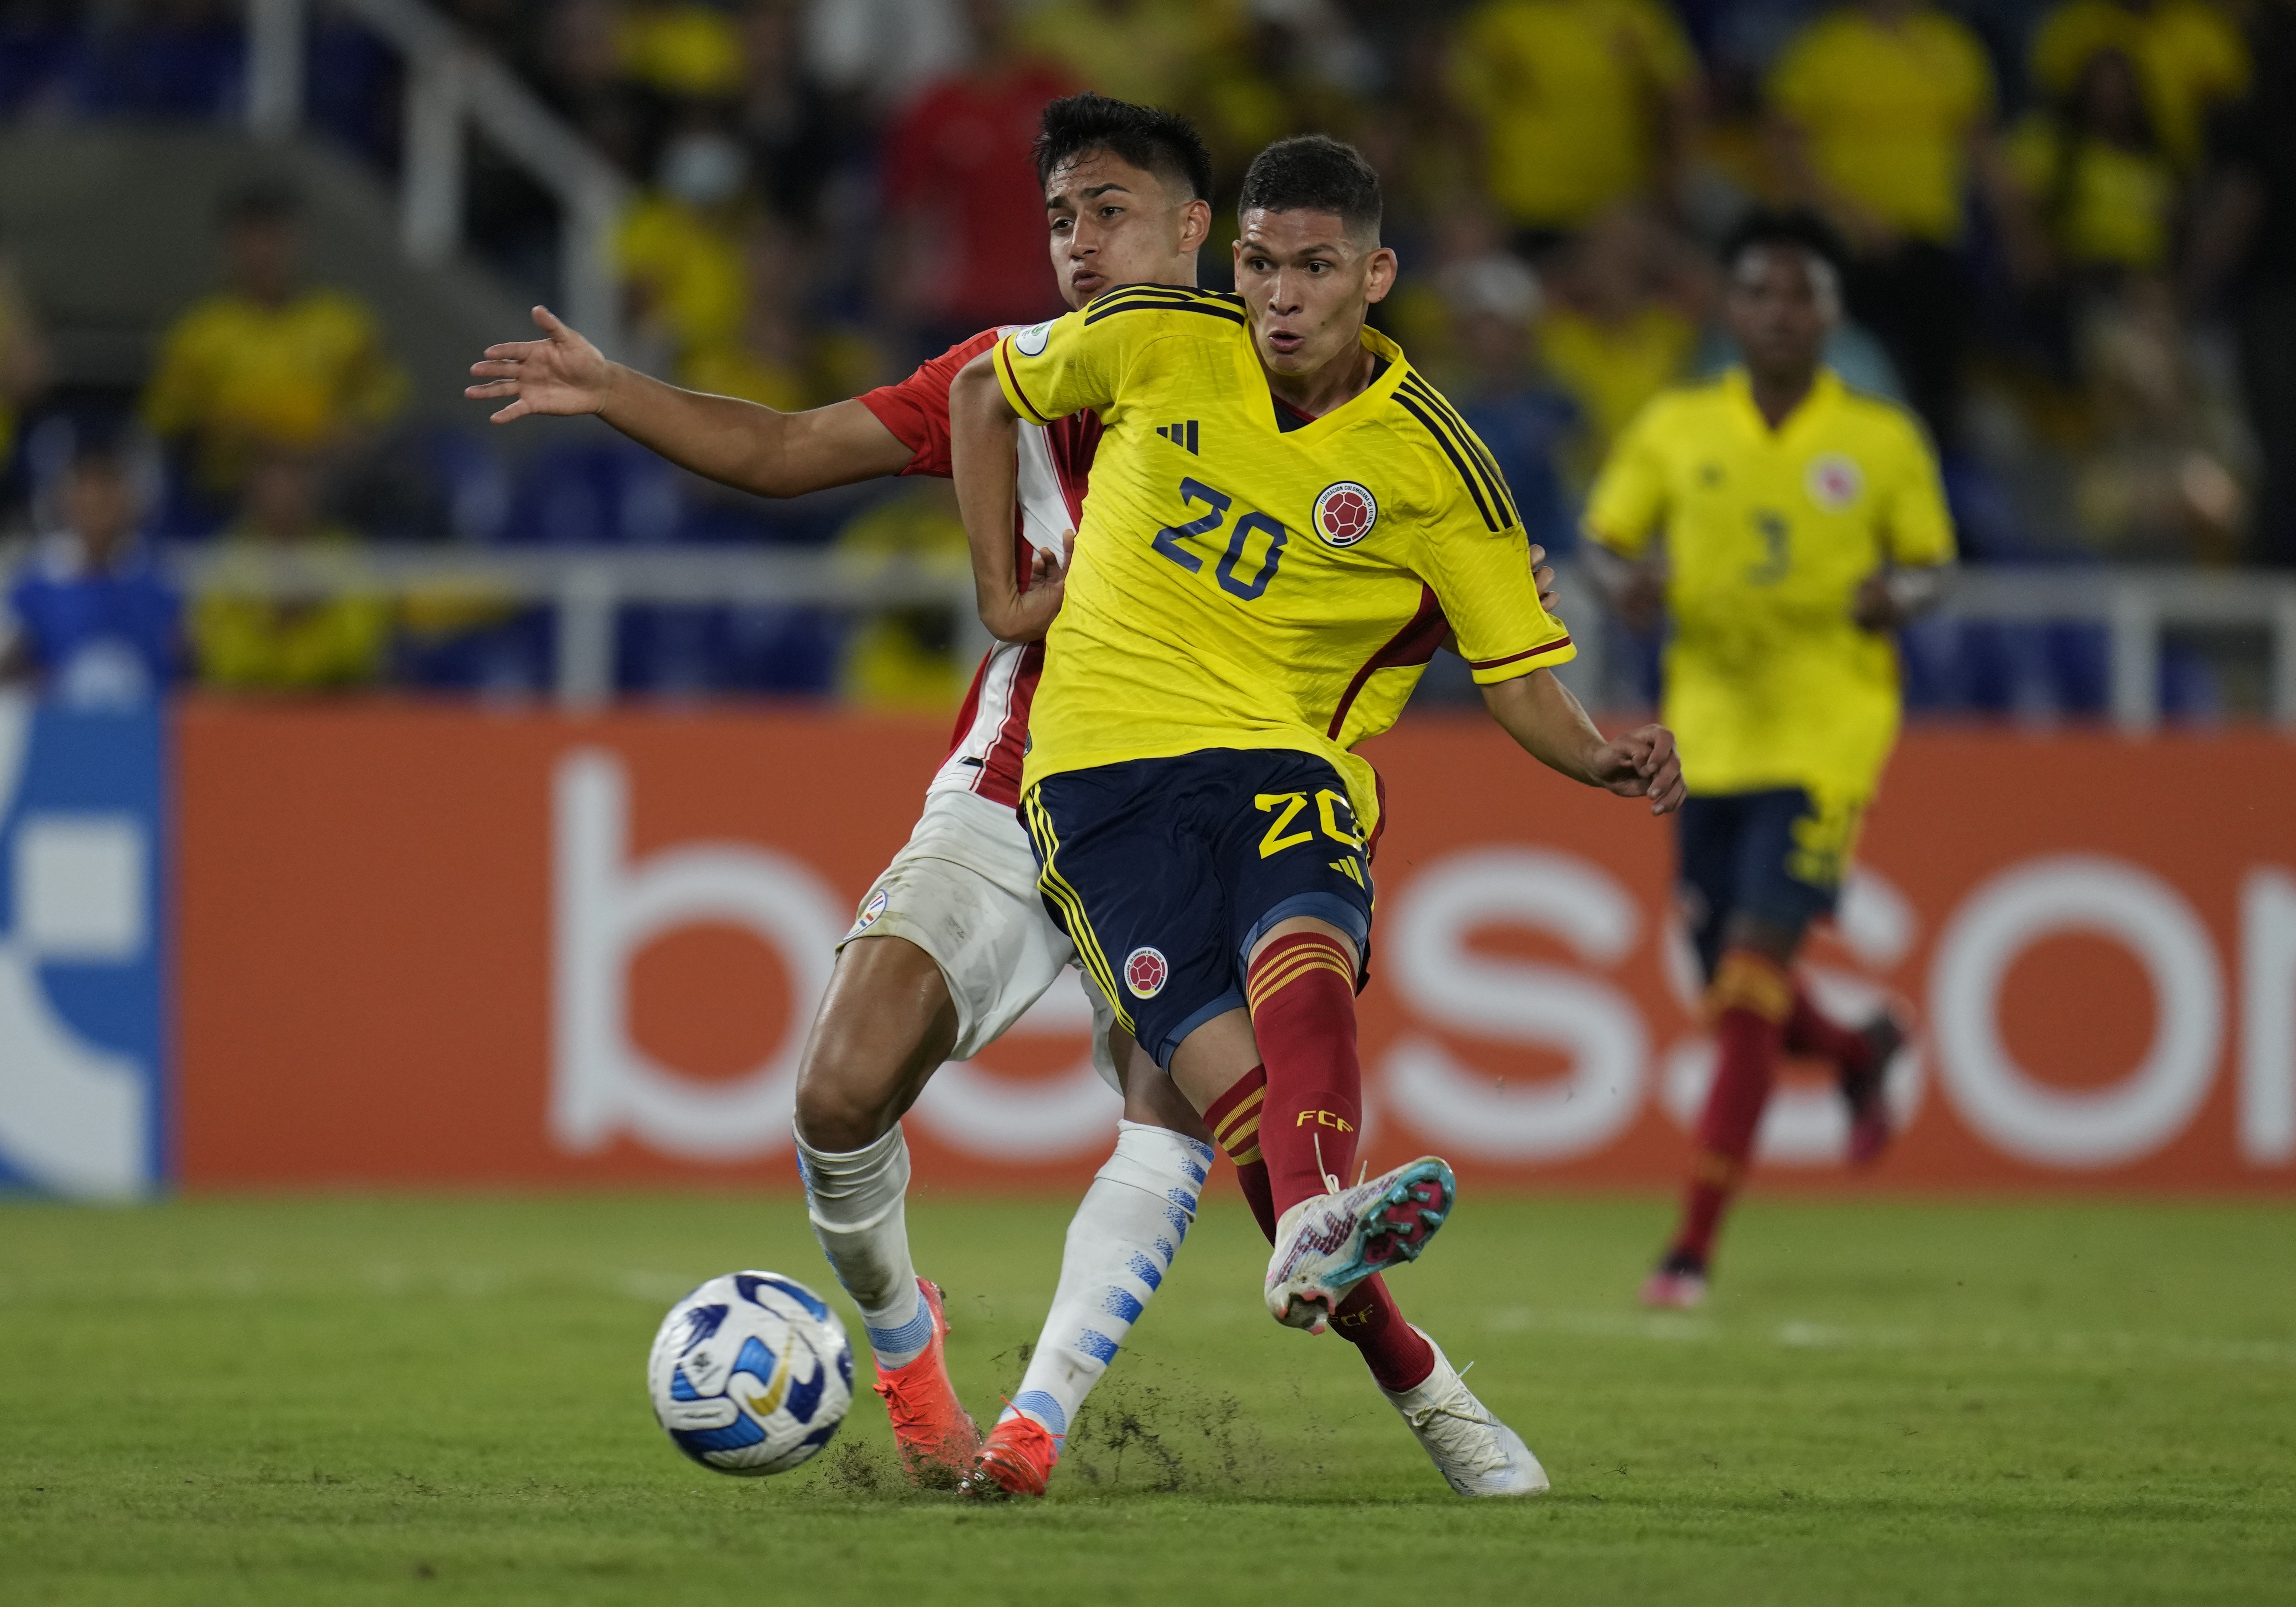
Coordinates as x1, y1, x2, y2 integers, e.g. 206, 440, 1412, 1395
994, 283, 1574, 839
1586, 367, 1954, 804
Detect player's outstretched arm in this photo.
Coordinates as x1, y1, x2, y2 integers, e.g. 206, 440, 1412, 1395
1481, 667, 1686, 816
464, 306, 911, 498
950, 349, 1062, 643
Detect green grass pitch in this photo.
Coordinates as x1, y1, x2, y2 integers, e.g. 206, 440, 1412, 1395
2, 1188, 2290, 1605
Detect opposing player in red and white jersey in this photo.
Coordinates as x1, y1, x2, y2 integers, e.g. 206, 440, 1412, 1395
470, 94, 1553, 1502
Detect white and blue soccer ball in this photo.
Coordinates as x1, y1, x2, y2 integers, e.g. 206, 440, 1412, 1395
647, 1271, 855, 1476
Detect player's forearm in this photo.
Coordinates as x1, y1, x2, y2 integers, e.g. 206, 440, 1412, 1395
1480, 667, 1611, 786
950, 354, 1028, 640
594, 370, 899, 499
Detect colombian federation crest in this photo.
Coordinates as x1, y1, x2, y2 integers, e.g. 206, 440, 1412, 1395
1805, 453, 1864, 512
1312, 481, 1378, 546
1124, 946, 1169, 998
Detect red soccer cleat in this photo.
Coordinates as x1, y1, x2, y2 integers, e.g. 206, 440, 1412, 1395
1844, 1011, 1908, 1169
871, 1278, 981, 1485
958, 1412, 1060, 1500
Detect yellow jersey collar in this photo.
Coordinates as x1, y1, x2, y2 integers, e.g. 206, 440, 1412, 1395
1723, 364, 1844, 440
1253, 323, 1412, 440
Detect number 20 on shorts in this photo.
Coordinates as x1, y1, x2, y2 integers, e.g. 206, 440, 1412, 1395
1255, 789, 1362, 858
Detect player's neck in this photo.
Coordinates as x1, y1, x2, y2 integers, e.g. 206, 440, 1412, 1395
1747, 365, 1819, 430
1262, 330, 1376, 422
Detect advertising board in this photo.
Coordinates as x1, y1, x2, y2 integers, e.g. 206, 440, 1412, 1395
170, 703, 2296, 1193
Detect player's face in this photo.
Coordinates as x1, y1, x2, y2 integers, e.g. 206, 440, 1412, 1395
1044, 151, 1212, 310
1233, 209, 1397, 377
1725, 246, 1837, 380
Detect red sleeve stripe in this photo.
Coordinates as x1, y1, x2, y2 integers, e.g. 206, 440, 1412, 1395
1469, 636, 1574, 672
997, 341, 1054, 425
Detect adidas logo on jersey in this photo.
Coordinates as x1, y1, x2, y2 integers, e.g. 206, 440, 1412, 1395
1155, 420, 1200, 455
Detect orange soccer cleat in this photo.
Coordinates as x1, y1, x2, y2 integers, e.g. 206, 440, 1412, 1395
958, 1412, 1060, 1500
871, 1278, 981, 1485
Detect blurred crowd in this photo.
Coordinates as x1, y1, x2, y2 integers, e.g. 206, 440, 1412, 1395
0, 0, 2291, 709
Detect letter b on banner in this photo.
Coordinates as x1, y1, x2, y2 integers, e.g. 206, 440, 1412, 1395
552, 749, 846, 1161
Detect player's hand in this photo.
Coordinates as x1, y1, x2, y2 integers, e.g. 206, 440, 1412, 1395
1851, 573, 1903, 633
1528, 542, 1560, 615
986, 531, 1073, 642
465, 306, 613, 423
1590, 722, 1686, 816
1615, 565, 1665, 635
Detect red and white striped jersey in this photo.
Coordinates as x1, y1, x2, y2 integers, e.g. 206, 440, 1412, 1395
857, 328, 1103, 808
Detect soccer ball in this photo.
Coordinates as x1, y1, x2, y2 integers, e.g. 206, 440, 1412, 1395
647, 1271, 855, 1475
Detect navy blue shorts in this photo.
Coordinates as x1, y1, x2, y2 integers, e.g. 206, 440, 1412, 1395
1677, 787, 1861, 980
1022, 748, 1376, 1069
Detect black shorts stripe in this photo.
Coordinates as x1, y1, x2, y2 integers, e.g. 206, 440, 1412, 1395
1392, 389, 1505, 532
1399, 377, 1518, 529
1401, 377, 1521, 528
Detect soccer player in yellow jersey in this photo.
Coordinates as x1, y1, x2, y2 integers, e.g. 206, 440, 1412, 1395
951, 136, 1682, 1378
1582, 211, 1955, 1310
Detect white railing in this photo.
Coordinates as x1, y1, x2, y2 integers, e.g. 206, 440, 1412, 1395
139, 547, 2296, 727
243, 0, 631, 353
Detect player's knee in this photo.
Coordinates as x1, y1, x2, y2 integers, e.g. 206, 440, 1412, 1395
792, 1058, 900, 1153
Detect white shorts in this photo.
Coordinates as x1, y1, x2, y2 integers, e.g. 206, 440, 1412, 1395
840, 787, 1121, 1090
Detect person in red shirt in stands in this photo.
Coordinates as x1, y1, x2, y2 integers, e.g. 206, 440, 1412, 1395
877, 0, 1079, 354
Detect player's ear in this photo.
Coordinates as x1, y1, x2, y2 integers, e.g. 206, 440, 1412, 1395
1362, 246, 1399, 305
1178, 197, 1213, 255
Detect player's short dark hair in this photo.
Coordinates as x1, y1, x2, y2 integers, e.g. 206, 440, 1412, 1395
1034, 93, 1214, 204
1237, 135, 1382, 243
1721, 208, 1846, 278
220, 176, 301, 228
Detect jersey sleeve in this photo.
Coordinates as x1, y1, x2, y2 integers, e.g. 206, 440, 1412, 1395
1407, 437, 1577, 684
992, 304, 1141, 426
1582, 400, 1671, 559
856, 328, 1002, 477
1879, 416, 1957, 567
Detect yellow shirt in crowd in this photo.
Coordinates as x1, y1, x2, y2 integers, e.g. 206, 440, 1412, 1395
2029, 0, 2248, 167
617, 198, 748, 358
1586, 367, 1955, 807
2007, 117, 2176, 269
193, 530, 392, 691
1020, 0, 1237, 118
1769, 6, 1997, 244
615, 1, 745, 99
1451, 0, 1698, 230
142, 290, 407, 489
994, 284, 1572, 841
1536, 303, 1700, 466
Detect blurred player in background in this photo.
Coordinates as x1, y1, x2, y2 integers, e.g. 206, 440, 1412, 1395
1581, 211, 1955, 1311
952, 134, 1682, 1490
471, 96, 1564, 1502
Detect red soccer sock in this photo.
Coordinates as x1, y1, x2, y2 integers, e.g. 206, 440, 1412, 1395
1204, 1065, 1278, 1240
1246, 931, 1364, 1213
1204, 1065, 1434, 1392
1672, 949, 1790, 1267
1330, 1275, 1438, 1392
1784, 982, 1873, 1083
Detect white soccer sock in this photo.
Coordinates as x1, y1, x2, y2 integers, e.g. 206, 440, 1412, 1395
794, 1123, 932, 1371
1001, 1120, 1214, 1452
